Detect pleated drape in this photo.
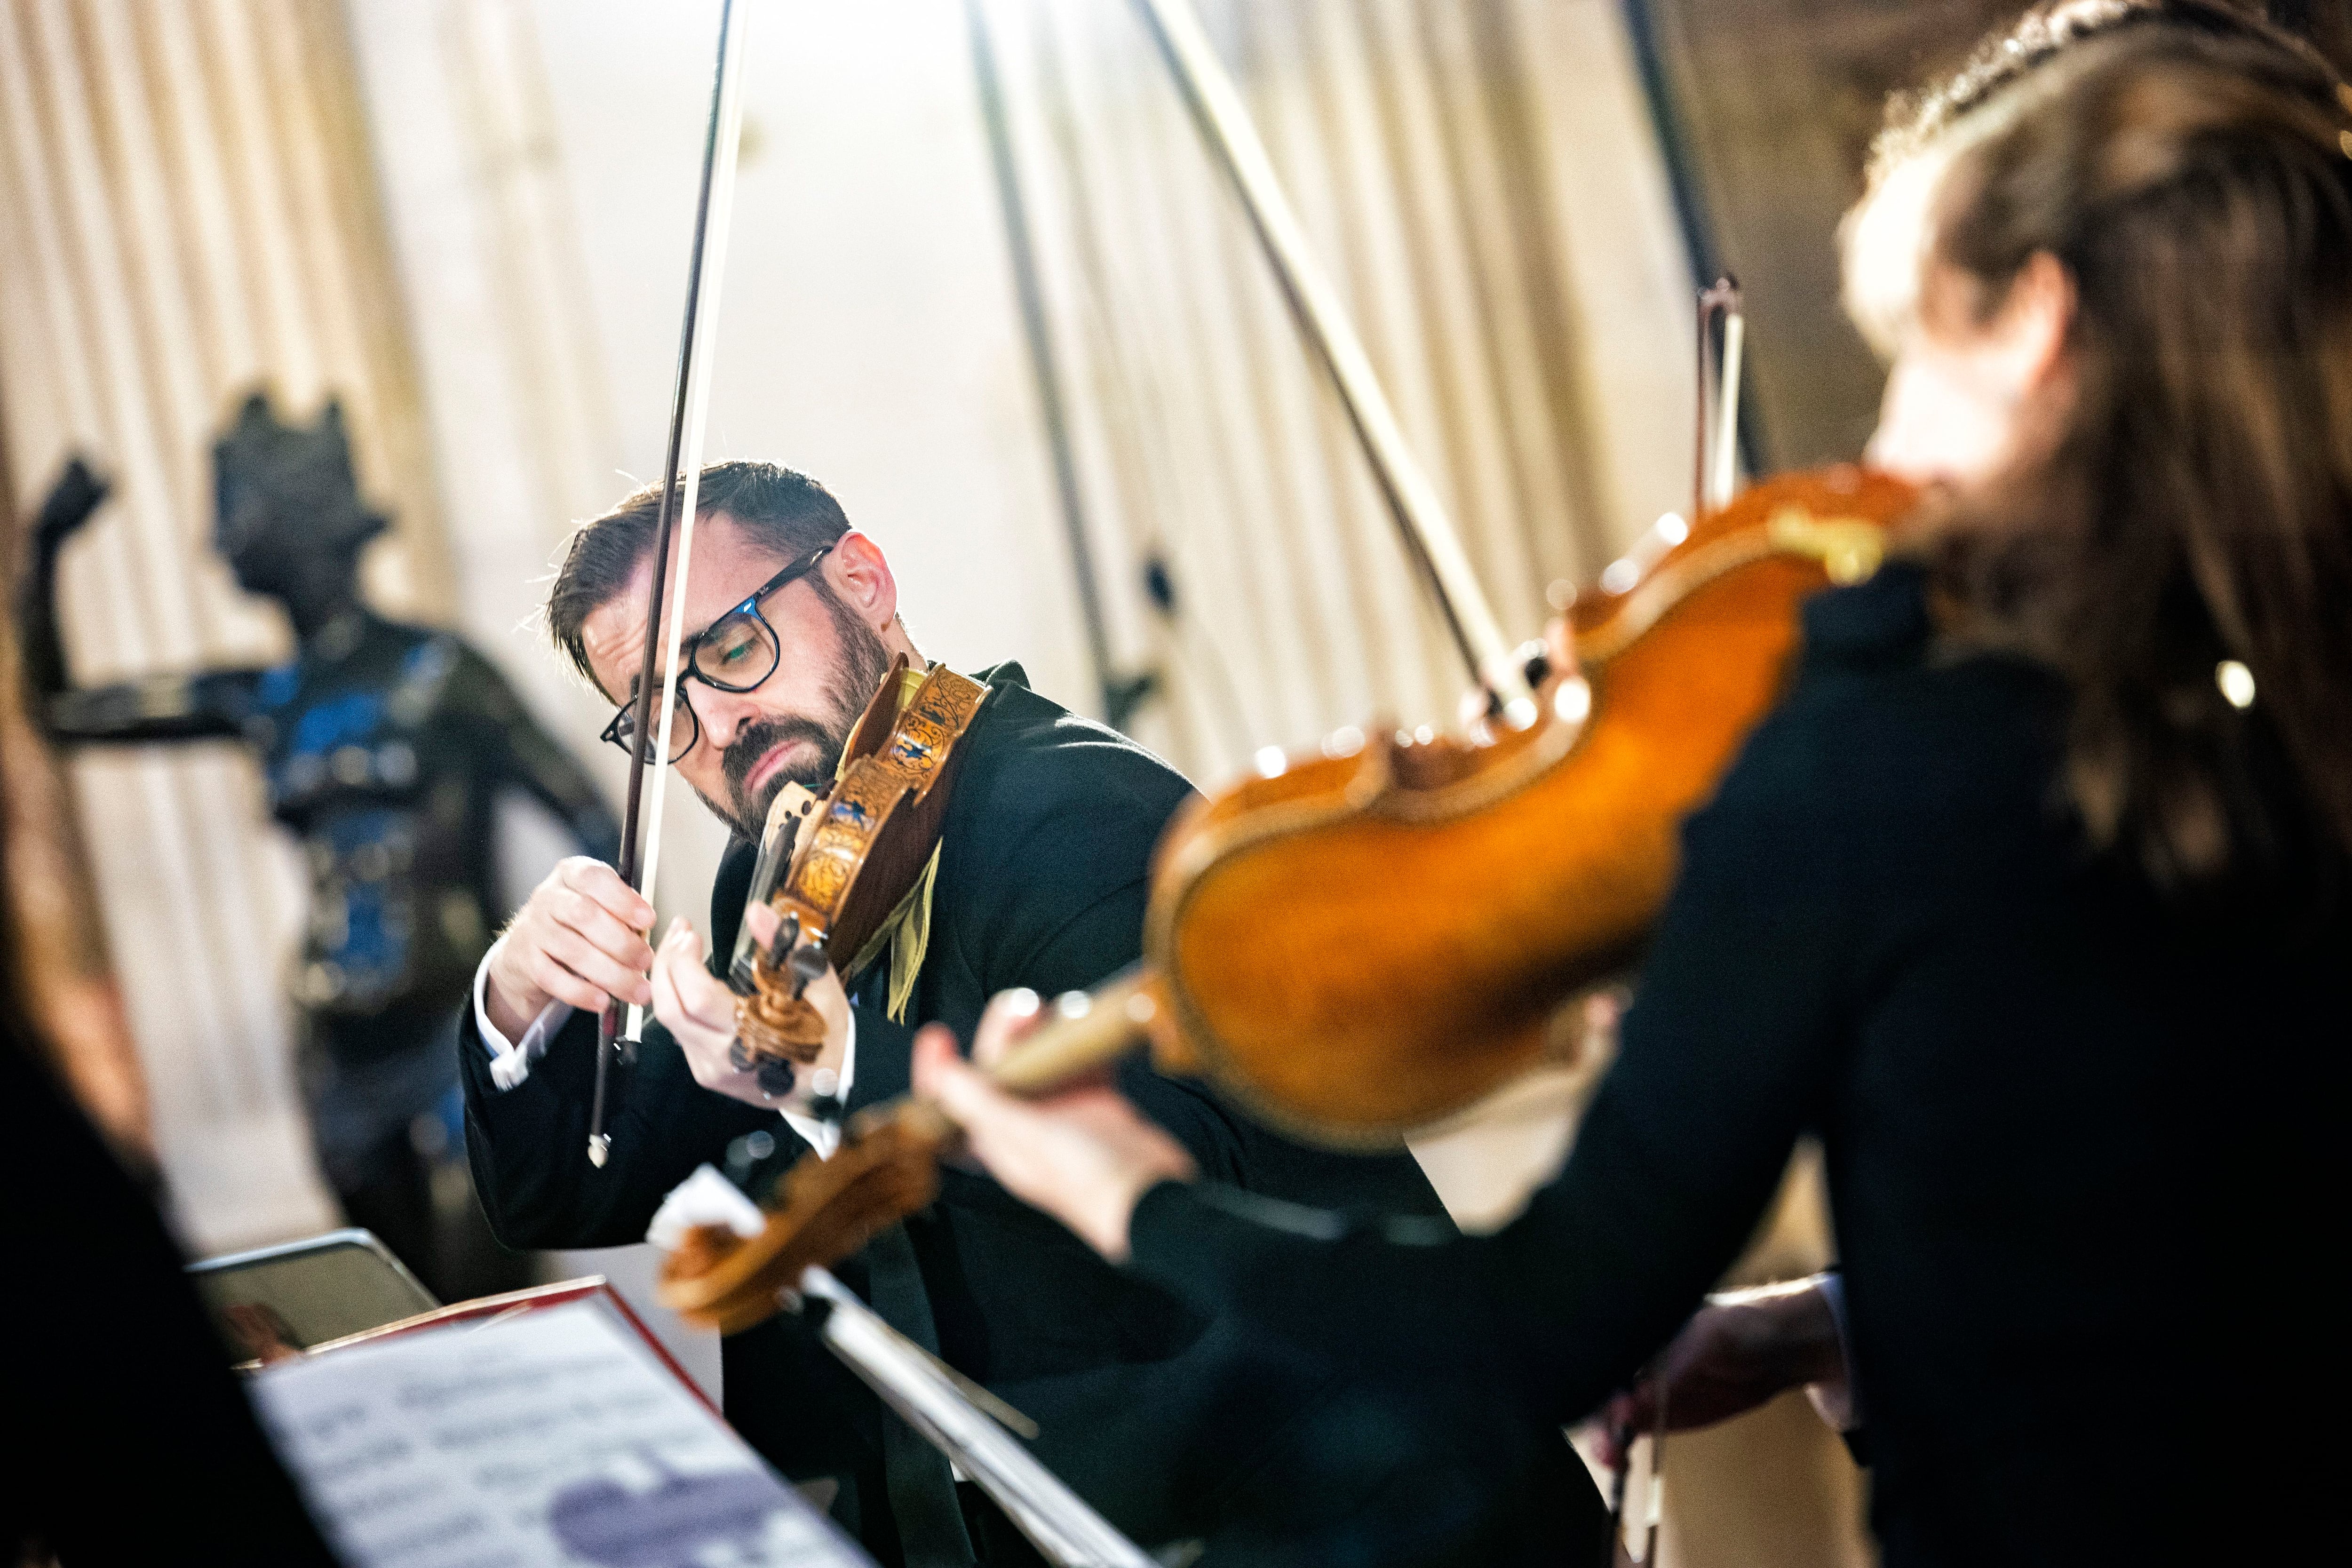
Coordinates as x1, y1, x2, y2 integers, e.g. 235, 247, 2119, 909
975, 0, 1695, 780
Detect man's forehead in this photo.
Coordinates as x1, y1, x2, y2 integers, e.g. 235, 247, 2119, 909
579, 515, 794, 696
580, 593, 649, 702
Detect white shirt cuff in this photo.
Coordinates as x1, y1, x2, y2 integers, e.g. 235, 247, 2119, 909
1804, 1271, 1863, 1433
779, 1009, 855, 1158
473, 939, 857, 1153
475, 937, 573, 1091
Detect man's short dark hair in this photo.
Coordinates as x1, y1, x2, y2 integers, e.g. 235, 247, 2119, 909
548, 461, 851, 688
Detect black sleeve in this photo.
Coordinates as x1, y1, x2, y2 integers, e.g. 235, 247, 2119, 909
44, 668, 261, 744
834, 876, 1158, 1113
1123, 713, 1863, 1428
846, 733, 1286, 1189
1, 1034, 339, 1567
460, 1000, 787, 1250
843, 730, 1185, 1119
961, 734, 1182, 1001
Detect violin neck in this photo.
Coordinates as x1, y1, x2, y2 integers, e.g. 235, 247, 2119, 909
987, 969, 1161, 1098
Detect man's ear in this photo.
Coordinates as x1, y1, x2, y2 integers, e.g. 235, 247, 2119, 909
1988, 250, 2076, 401
827, 531, 899, 634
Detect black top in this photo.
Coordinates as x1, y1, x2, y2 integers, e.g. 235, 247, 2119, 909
1125, 567, 2349, 1566
0, 1026, 338, 1566
462, 668, 1590, 1563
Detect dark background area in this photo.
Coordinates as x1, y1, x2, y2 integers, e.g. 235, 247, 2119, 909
1631, 0, 2350, 472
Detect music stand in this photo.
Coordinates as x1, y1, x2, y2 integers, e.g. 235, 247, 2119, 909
794, 1267, 1159, 1568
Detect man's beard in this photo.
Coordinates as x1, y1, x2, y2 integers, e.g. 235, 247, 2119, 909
701, 589, 895, 840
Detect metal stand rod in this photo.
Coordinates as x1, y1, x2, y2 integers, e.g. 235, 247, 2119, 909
1128, 0, 1534, 717
798, 1268, 1158, 1567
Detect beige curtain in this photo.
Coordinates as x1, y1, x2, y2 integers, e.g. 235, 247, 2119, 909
977, 0, 1696, 779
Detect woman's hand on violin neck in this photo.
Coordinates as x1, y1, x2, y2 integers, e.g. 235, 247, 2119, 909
911, 992, 1197, 1263
484, 856, 656, 1040
655, 916, 849, 1109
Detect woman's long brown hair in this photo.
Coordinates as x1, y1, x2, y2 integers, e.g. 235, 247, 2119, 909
1875, 6, 2352, 886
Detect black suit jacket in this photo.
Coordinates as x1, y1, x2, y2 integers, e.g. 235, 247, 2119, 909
463, 667, 1547, 1560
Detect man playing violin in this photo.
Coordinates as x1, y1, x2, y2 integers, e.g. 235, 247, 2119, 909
459, 460, 1603, 1566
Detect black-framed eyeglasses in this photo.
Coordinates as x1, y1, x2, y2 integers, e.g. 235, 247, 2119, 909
601, 543, 834, 763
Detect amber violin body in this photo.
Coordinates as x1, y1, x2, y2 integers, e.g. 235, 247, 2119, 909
1152, 464, 1915, 1146
659, 466, 1915, 1332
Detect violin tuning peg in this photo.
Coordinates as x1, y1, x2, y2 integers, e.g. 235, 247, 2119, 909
729, 1039, 757, 1072
787, 940, 828, 998
767, 912, 801, 969
756, 1059, 797, 1099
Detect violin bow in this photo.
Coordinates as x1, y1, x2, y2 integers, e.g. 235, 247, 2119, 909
1128, 0, 1537, 723
590, 0, 753, 1168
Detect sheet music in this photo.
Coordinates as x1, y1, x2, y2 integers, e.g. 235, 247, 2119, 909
250, 1299, 871, 1568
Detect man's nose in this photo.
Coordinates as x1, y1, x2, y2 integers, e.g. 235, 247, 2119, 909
691, 683, 757, 755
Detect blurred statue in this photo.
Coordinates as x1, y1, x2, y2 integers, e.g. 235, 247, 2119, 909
17, 393, 620, 1300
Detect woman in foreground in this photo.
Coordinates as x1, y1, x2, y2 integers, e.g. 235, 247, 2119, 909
916, 6, 2352, 1561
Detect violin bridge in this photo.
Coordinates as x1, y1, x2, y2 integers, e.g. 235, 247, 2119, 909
766, 781, 818, 847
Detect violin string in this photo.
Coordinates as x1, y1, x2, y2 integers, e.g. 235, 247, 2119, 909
628, 0, 753, 1040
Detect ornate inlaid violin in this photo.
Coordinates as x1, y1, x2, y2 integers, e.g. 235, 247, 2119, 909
723, 657, 993, 1090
